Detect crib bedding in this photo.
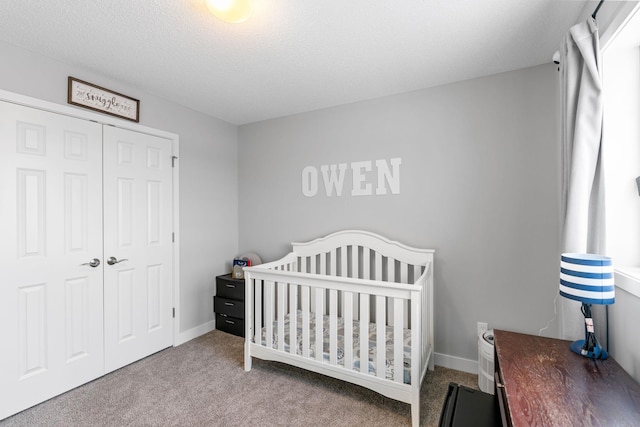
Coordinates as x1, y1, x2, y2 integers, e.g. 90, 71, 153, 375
261, 310, 412, 384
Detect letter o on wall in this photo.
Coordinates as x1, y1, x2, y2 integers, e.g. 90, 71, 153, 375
301, 166, 318, 197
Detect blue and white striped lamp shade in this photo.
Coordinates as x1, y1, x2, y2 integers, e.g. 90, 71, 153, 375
560, 253, 615, 305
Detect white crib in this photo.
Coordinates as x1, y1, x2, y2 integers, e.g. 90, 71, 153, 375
243, 230, 435, 426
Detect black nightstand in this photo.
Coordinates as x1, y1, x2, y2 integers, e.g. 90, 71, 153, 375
214, 274, 245, 337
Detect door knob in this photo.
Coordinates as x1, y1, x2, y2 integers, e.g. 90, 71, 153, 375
107, 256, 129, 265
82, 258, 101, 268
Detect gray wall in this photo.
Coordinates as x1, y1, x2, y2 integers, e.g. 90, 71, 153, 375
0, 41, 239, 338
238, 63, 561, 362
0, 37, 564, 364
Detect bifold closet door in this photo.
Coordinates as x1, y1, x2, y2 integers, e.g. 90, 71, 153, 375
102, 126, 174, 373
0, 101, 105, 419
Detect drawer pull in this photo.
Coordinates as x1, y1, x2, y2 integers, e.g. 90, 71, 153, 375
225, 284, 236, 288
224, 302, 235, 306
225, 320, 235, 325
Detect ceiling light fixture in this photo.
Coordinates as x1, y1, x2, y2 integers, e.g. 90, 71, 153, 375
205, 0, 252, 23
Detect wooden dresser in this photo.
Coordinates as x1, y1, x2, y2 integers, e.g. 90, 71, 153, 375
494, 329, 640, 426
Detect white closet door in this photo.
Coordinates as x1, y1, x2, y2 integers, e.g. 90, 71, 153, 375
0, 101, 104, 419
103, 126, 173, 373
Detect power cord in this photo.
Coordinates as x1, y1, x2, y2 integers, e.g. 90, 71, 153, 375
538, 293, 558, 336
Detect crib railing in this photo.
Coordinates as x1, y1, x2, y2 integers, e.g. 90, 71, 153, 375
244, 257, 430, 385
296, 246, 424, 282
296, 245, 425, 326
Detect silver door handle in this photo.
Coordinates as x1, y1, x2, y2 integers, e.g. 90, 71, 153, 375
82, 258, 101, 268
107, 256, 129, 265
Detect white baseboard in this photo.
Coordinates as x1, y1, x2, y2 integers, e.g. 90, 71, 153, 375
175, 320, 215, 346
434, 352, 478, 375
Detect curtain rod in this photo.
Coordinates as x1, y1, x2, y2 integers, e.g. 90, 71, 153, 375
592, 0, 605, 19
553, 0, 606, 65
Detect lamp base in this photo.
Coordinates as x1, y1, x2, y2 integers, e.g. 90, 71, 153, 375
570, 339, 609, 359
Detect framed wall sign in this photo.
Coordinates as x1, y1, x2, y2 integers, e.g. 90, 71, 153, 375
67, 77, 140, 122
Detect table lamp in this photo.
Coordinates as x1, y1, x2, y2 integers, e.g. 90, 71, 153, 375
559, 253, 615, 359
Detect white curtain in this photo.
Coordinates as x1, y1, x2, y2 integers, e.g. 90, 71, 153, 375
559, 18, 606, 340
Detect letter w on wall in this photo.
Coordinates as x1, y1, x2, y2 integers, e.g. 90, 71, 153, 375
321, 164, 347, 197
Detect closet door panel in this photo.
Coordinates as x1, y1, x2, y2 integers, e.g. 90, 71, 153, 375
103, 126, 173, 373
0, 101, 104, 420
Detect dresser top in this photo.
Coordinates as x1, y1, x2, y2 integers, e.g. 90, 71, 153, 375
494, 329, 640, 426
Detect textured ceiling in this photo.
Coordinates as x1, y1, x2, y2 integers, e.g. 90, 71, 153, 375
0, 1, 611, 124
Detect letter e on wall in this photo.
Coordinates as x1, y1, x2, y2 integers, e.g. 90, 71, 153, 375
351, 161, 373, 196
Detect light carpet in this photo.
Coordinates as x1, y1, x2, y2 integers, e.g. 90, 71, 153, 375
0, 330, 479, 426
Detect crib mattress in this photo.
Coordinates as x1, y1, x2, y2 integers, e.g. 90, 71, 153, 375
260, 310, 411, 384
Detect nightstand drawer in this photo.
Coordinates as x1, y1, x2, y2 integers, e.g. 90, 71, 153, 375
214, 296, 244, 318
216, 274, 245, 300
216, 314, 244, 337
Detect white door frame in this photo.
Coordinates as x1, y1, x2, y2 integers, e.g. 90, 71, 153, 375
0, 88, 181, 347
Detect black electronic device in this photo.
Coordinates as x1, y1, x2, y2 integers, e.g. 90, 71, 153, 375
439, 383, 501, 427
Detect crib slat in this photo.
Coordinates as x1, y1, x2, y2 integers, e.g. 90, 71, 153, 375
289, 283, 298, 355
329, 249, 336, 276
344, 291, 353, 370
353, 294, 360, 322
411, 290, 421, 387
327, 250, 335, 316
358, 248, 369, 323
376, 295, 386, 378
314, 287, 324, 362
400, 262, 409, 326
310, 255, 319, 312
320, 251, 327, 275
265, 280, 274, 348
340, 246, 348, 277
310, 254, 317, 274
387, 260, 396, 325
363, 247, 370, 280
375, 252, 382, 281
329, 289, 338, 365
254, 279, 262, 344
400, 261, 408, 284
359, 293, 369, 374
301, 286, 310, 358
393, 298, 404, 383
277, 281, 286, 351
352, 246, 359, 278
413, 264, 424, 330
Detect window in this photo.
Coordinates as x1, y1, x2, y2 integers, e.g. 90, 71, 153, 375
602, 3, 640, 297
